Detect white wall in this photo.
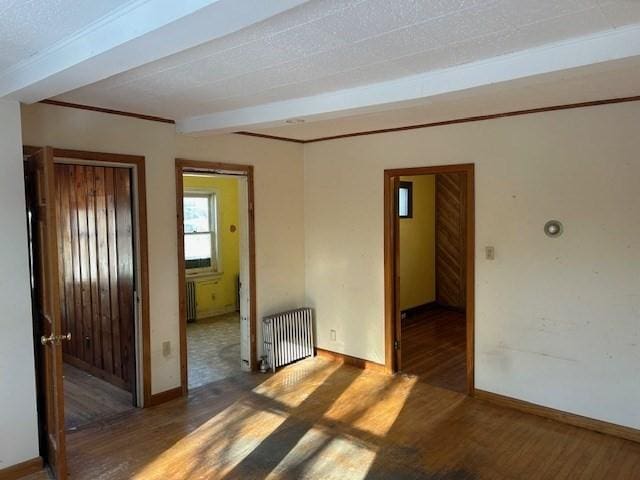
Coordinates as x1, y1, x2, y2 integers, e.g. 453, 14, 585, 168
304, 101, 640, 430
0, 100, 40, 468
21, 102, 305, 395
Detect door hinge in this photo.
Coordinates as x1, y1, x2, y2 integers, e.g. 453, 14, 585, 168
394, 339, 399, 350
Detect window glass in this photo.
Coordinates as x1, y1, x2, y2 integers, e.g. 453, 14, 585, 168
185, 232, 212, 261
398, 187, 409, 217
183, 193, 218, 271
184, 196, 210, 233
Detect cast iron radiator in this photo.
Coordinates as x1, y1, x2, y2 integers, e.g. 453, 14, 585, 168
186, 280, 197, 322
263, 308, 314, 372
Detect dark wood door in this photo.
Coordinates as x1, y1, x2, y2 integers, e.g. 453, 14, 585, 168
54, 164, 135, 392
28, 147, 68, 479
435, 173, 467, 310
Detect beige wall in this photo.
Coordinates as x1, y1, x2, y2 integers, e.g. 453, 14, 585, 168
0, 100, 39, 469
399, 175, 436, 311
304, 101, 640, 430
21, 102, 305, 396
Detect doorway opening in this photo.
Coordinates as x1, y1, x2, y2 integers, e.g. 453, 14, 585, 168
54, 162, 138, 430
175, 159, 257, 395
24, 147, 150, 478
384, 164, 475, 395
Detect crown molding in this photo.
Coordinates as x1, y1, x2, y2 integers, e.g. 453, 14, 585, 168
236, 95, 640, 144
40, 99, 175, 124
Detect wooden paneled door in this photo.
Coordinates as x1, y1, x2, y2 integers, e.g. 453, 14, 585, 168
26, 147, 68, 479
54, 163, 135, 393
435, 173, 467, 310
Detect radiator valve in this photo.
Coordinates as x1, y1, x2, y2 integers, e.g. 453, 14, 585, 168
259, 355, 269, 373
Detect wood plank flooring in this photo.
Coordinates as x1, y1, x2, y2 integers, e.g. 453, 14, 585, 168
63, 363, 133, 431
401, 306, 467, 393
25, 357, 640, 479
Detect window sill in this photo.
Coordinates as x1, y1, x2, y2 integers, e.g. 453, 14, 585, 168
186, 270, 224, 280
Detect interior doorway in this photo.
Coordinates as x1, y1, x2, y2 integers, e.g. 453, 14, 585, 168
175, 159, 257, 396
384, 164, 475, 394
54, 162, 137, 429
24, 147, 150, 478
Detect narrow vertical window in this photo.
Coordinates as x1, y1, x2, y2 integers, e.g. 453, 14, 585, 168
398, 181, 413, 218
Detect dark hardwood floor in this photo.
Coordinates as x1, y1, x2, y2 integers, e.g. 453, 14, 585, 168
401, 306, 466, 393
24, 357, 640, 479
63, 363, 134, 431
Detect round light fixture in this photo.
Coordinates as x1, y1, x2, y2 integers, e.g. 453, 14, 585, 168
544, 220, 563, 238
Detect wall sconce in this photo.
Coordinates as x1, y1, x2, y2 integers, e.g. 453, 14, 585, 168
544, 220, 563, 238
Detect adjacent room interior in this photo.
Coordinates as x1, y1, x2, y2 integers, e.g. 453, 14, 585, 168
397, 172, 468, 394
182, 173, 242, 389
2, 1, 640, 479
23, 151, 140, 433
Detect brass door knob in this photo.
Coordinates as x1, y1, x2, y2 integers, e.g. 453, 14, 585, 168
41, 332, 72, 345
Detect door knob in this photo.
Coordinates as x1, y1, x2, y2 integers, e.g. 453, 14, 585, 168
41, 332, 72, 345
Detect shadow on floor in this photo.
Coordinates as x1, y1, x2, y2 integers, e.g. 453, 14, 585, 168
28, 357, 640, 480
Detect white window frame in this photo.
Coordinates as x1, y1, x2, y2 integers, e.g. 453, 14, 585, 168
184, 188, 222, 277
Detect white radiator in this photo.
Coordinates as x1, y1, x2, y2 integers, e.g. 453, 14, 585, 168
263, 308, 314, 372
186, 280, 197, 322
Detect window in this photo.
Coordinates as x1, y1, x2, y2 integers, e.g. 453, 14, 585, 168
183, 193, 219, 273
398, 181, 413, 218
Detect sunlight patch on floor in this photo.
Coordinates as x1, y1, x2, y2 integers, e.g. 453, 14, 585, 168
131, 360, 346, 479
267, 428, 378, 480
252, 357, 342, 408
129, 359, 426, 479
131, 401, 288, 479
323, 371, 418, 437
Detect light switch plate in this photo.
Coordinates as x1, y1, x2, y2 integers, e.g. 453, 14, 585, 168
162, 341, 171, 357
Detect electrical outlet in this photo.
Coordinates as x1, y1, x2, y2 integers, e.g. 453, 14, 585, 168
162, 341, 171, 357
330, 329, 337, 341
485, 246, 495, 260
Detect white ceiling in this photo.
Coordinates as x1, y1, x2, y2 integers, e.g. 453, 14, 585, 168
1, 0, 640, 137
0, 0, 130, 71
0, 0, 311, 103
252, 56, 640, 140
54, 0, 640, 118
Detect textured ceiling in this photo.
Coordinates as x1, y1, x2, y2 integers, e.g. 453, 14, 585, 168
249, 56, 640, 140
55, 0, 640, 120
0, 0, 131, 71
